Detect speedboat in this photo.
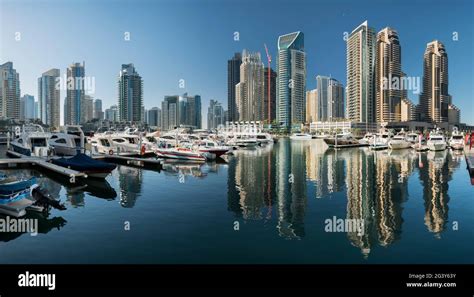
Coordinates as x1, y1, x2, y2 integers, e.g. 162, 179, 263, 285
290, 133, 312, 140
449, 127, 465, 150
155, 142, 206, 162
51, 153, 117, 179
0, 175, 39, 217
10, 124, 52, 157
323, 131, 359, 147
427, 128, 447, 151
198, 139, 230, 158
388, 129, 411, 150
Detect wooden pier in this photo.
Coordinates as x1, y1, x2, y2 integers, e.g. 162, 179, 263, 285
464, 147, 474, 176
92, 154, 163, 170
5, 150, 87, 183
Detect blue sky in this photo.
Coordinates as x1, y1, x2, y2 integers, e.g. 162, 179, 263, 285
1, 0, 473, 126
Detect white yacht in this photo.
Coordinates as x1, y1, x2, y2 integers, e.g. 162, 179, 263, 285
227, 134, 258, 148
358, 132, 374, 146
449, 127, 465, 150
10, 125, 52, 157
49, 125, 85, 156
427, 128, 447, 151
255, 132, 274, 145
289, 133, 312, 140
388, 129, 411, 150
89, 132, 138, 156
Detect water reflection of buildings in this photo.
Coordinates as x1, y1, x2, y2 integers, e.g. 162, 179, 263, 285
227, 140, 308, 239
117, 166, 143, 208
308, 143, 345, 197
343, 149, 416, 257
418, 150, 457, 237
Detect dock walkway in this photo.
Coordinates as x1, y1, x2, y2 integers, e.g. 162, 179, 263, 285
5, 150, 87, 183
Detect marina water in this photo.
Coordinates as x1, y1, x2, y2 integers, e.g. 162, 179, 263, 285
0, 139, 472, 264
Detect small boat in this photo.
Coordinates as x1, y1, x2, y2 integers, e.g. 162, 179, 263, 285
51, 153, 117, 179
0, 176, 38, 217
10, 124, 52, 157
323, 131, 359, 147
255, 133, 274, 145
358, 133, 374, 146
49, 125, 85, 156
427, 128, 447, 151
227, 134, 258, 148
406, 131, 421, 144
198, 140, 230, 158
388, 129, 411, 150
290, 133, 312, 140
155, 143, 206, 162
449, 127, 465, 150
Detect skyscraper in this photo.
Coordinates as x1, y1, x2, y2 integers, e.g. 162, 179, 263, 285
419, 40, 451, 123
93, 99, 104, 120
20, 94, 35, 120
376, 27, 402, 123
263, 67, 277, 123
346, 21, 376, 123
235, 50, 264, 121
147, 107, 161, 127
305, 89, 318, 123
328, 78, 345, 120
38, 68, 60, 128
0, 62, 20, 119
277, 31, 306, 129
208, 99, 225, 129
316, 75, 330, 121
65, 62, 85, 125
227, 53, 242, 122
84, 95, 94, 122
105, 105, 118, 122
161, 95, 179, 131
118, 63, 143, 123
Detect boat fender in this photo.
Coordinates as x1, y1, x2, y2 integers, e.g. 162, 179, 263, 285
141, 144, 146, 155
109, 149, 114, 155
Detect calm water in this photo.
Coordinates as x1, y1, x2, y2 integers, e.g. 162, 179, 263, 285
0, 139, 473, 264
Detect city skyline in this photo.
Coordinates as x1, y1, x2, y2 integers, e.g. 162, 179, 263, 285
1, 0, 473, 127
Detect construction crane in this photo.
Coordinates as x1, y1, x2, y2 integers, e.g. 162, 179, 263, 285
264, 44, 271, 124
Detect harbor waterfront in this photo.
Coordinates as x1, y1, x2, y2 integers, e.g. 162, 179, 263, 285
0, 139, 472, 264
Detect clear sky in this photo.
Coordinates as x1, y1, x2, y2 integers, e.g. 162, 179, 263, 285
1, 0, 473, 126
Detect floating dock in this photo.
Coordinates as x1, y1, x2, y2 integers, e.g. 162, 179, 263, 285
5, 150, 87, 183
465, 147, 474, 176
92, 154, 163, 170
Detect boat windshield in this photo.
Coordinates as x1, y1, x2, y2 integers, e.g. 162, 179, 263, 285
30, 138, 47, 148
100, 139, 111, 147
430, 137, 443, 141
452, 135, 463, 139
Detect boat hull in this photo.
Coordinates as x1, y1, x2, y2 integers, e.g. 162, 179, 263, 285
427, 142, 447, 151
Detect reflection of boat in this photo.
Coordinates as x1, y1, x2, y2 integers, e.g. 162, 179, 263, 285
448, 127, 464, 150
290, 133, 312, 140
0, 212, 67, 243
427, 128, 447, 151
51, 153, 117, 178
82, 179, 117, 200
